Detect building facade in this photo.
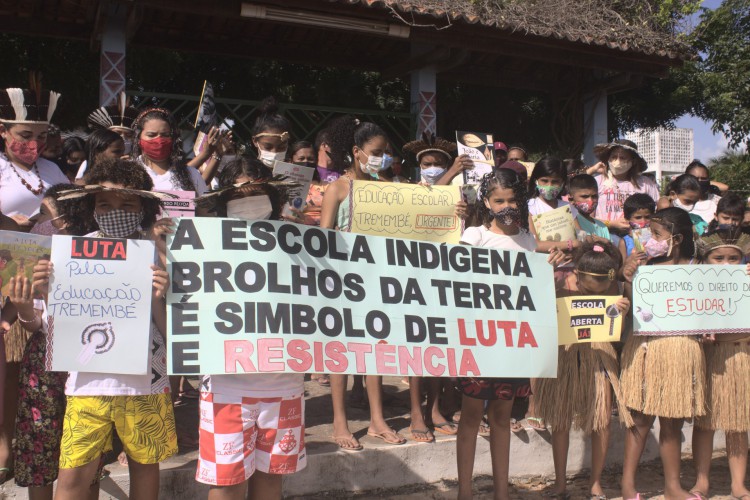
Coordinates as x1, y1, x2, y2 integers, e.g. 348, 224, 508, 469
625, 127, 694, 182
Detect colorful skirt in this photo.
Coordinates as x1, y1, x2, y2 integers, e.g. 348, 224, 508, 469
456, 378, 531, 401
536, 342, 633, 433
620, 335, 706, 420
13, 330, 68, 487
696, 339, 750, 432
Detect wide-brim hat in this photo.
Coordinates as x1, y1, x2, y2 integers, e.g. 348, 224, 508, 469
593, 138, 648, 173
87, 92, 139, 131
403, 132, 456, 161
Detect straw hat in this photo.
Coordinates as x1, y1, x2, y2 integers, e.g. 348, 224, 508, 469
593, 139, 648, 173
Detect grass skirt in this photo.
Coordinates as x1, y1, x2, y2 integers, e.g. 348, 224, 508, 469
620, 335, 706, 420
536, 342, 633, 433
695, 339, 750, 432
4, 321, 32, 362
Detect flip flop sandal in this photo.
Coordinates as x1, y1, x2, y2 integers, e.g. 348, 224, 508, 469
478, 418, 490, 436
589, 495, 608, 500
315, 375, 330, 387
432, 421, 458, 435
690, 491, 708, 500
0, 467, 11, 485
409, 426, 435, 442
367, 428, 406, 445
510, 418, 525, 434
526, 416, 547, 431
332, 434, 364, 452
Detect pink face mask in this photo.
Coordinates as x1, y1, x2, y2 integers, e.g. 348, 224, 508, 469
573, 199, 597, 215
7, 138, 45, 165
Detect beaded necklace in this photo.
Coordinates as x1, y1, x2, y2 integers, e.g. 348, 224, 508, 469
8, 161, 43, 195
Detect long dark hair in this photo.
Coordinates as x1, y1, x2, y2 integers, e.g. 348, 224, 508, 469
651, 207, 695, 258
85, 128, 122, 171
478, 168, 529, 230
131, 108, 196, 192
324, 115, 387, 173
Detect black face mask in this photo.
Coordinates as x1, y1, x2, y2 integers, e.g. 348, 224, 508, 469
698, 179, 711, 194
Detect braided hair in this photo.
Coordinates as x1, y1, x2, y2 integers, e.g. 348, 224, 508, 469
478, 168, 529, 230
131, 108, 197, 192
323, 115, 388, 173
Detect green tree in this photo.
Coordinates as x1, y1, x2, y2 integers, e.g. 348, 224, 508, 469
708, 150, 750, 195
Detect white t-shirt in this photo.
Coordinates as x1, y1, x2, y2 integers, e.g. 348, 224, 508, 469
65, 322, 170, 396
202, 373, 305, 399
460, 225, 538, 252
594, 174, 660, 221
528, 197, 578, 218
690, 194, 721, 224
138, 157, 207, 196
0, 154, 69, 217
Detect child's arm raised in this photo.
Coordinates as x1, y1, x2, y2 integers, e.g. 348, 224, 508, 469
151, 265, 169, 340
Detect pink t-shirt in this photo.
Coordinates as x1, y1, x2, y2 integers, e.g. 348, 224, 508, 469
595, 174, 659, 221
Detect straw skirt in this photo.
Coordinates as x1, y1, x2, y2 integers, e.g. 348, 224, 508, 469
695, 338, 750, 432
620, 335, 706, 420
4, 321, 32, 362
536, 342, 633, 433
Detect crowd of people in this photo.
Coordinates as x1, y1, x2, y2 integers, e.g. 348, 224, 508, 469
0, 85, 748, 500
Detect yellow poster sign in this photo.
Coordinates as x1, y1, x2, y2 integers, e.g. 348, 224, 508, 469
532, 205, 576, 243
556, 295, 623, 345
350, 181, 461, 244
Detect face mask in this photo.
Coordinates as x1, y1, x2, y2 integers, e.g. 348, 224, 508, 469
698, 179, 711, 194
644, 236, 672, 259
421, 167, 446, 185
94, 209, 143, 238
7, 138, 45, 165
490, 206, 522, 226
123, 138, 133, 156
609, 160, 632, 176
139, 137, 173, 162
574, 199, 597, 215
227, 195, 273, 221
672, 198, 695, 212
716, 223, 738, 231
30, 216, 63, 236
630, 220, 650, 229
536, 184, 561, 201
258, 149, 286, 167
359, 153, 392, 179
316, 166, 340, 183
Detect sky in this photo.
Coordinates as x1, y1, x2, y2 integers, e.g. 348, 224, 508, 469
672, 0, 743, 162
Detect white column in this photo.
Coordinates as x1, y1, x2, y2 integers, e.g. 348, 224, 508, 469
410, 44, 437, 139
583, 91, 608, 165
99, 3, 127, 106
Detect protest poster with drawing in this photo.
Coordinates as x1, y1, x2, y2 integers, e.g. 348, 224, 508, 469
633, 265, 750, 336
166, 218, 558, 377
0, 231, 51, 298
350, 181, 461, 244
556, 296, 623, 345
46, 236, 156, 374
531, 205, 577, 243
272, 160, 315, 217
456, 131, 494, 185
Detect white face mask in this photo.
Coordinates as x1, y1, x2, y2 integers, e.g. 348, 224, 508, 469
227, 195, 273, 221
258, 149, 286, 167
420, 166, 446, 185
672, 198, 695, 212
359, 153, 392, 179
609, 159, 632, 176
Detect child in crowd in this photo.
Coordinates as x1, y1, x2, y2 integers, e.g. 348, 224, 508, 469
320, 116, 403, 450
620, 207, 705, 500
457, 168, 536, 499
567, 174, 610, 240
536, 241, 632, 500
659, 173, 707, 234
251, 97, 291, 169
707, 193, 744, 233
34, 158, 177, 500
618, 193, 656, 260
690, 225, 750, 500
193, 156, 306, 500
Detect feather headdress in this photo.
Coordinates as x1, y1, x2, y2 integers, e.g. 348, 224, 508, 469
56, 185, 178, 202
87, 92, 139, 131
403, 132, 457, 161
696, 226, 750, 258
0, 78, 61, 124
194, 176, 300, 210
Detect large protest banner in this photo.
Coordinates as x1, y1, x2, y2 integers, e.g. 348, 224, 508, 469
556, 296, 623, 345
350, 181, 462, 244
166, 218, 558, 377
46, 236, 156, 374
633, 265, 750, 336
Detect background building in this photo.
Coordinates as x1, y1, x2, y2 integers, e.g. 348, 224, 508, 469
625, 127, 694, 182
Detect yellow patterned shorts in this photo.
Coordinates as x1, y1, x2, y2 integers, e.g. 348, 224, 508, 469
60, 394, 177, 469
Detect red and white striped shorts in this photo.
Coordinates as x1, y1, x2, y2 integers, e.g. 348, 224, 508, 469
196, 392, 306, 486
